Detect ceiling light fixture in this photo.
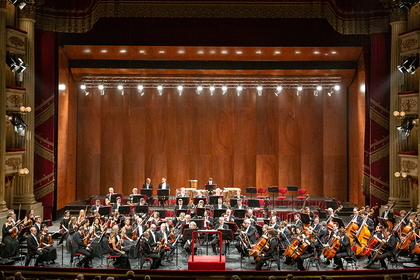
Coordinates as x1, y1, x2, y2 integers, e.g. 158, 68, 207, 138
209, 86, 215, 96
257, 86, 263, 96
196, 85, 203, 95
177, 85, 183, 96
222, 86, 227, 95
157, 85, 163, 96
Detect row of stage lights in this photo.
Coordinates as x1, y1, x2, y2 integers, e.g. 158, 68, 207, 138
79, 84, 341, 97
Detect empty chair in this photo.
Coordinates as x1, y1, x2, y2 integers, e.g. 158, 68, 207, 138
277, 188, 287, 207
256, 187, 266, 199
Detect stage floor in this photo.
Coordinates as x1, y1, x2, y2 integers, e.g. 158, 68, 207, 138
7, 218, 420, 273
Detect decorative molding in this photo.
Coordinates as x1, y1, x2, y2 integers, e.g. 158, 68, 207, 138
6, 27, 27, 55
5, 157, 22, 169
400, 30, 420, 56
6, 88, 25, 112
402, 160, 418, 170
401, 98, 417, 111
19, 2, 36, 20
35, 1, 390, 35
399, 93, 419, 115
399, 154, 419, 177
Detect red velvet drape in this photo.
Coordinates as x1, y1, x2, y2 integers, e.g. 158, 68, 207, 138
362, 32, 391, 207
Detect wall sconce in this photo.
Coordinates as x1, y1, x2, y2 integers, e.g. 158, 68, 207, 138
19, 106, 31, 114
393, 111, 406, 119
18, 168, 29, 176
395, 170, 410, 179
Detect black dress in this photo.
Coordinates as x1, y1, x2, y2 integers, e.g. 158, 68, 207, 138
122, 227, 138, 259
109, 238, 131, 269
1, 224, 19, 258
40, 235, 57, 262
67, 224, 76, 252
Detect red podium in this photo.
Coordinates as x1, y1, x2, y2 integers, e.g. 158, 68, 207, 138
188, 230, 226, 271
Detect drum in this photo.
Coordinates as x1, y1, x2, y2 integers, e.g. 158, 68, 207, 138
185, 188, 197, 199
189, 180, 198, 189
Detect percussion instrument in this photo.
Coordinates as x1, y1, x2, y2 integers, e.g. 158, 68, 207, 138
223, 188, 241, 201
189, 180, 198, 189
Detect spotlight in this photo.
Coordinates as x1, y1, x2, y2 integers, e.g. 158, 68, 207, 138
328, 91, 333, 97
138, 85, 144, 96
10, 113, 27, 133
395, 172, 401, 178
257, 86, 263, 96
397, 116, 416, 137
277, 86, 283, 92
222, 86, 227, 95
398, 55, 418, 74
297, 85, 303, 91
334, 85, 340, 91
81, 84, 89, 96
177, 85, 183, 96
408, 55, 419, 74
236, 86, 243, 96
118, 85, 123, 90
81, 85, 86, 90
210, 86, 215, 96
59, 84, 66, 91
317, 86, 322, 91
7, 0, 28, 9
99, 85, 104, 95
196, 86, 203, 95
398, 0, 420, 11
6, 53, 26, 73
157, 85, 163, 95
296, 90, 300, 96
15, 57, 27, 74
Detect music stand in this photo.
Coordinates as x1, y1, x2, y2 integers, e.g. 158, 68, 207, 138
247, 199, 260, 208
225, 222, 238, 232
140, 189, 152, 198
233, 209, 246, 219
110, 194, 123, 204
331, 217, 345, 228
301, 213, 310, 226
191, 219, 204, 229
175, 209, 188, 217
176, 197, 189, 205
118, 205, 131, 216
132, 194, 146, 204
230, 198, 238, 208
246, 187, 257, 199
255, 224, 263, 237
263, 219, 270, 225
234, 218, 244, 229
158, 189, 169, 209
86, 216, 96, 225
58, 231, 69, 267
205, 184, 217, 195
219, 229, 234, 255
99, 206, 111, 218
134, 205, 149, 215
181, 223, 190, 234
213, 209, 227, 218
195, 207, 206, 217
287, 186, 299, 210
193, 197, 207, 205
209, 195, 223, 205
326, 201, 339, 210
377, 217, 390, 229
268, 187, 279, 210
155, 209, 166, 219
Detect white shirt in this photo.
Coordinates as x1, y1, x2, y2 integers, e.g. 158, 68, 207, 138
145, 184, 151, 189
161, 183, 167, 189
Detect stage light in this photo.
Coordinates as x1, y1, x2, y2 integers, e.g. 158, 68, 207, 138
317, 86, 322, 91
237, 85, 243, 96
398, 0, 420, 11
177, 85, 183, 96
395, 172, 401, 178
59, 84, 66, 91
398, 55, 418, 74
196, 86, 203, 95
397, 116, 416, 137
296, 90, 300, 96
209, 86, 215, 96
408, 56, 419, 74
6, 53, 26, 73
157, 85, 163, 95
334, 85, 340, 91
18, 168, 29, 176
257, 86, 263, 96
7, 0, 28, 9
328, 91, 333, 97
297, 86, 302, 91
81, 85, 86, 90
98, 85, 104, 90
277, 86, 282, 91
222, 86, 227, 95
402, 172, 408, 178
118, 85, 124, 96
138, 85, 144, 91
360, 84, 366, 93
15, 58, 27, 74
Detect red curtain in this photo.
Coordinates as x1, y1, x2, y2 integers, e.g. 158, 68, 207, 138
362, 32, 391, 207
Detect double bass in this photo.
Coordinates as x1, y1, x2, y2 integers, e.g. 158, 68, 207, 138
384, 201, 396, 229
353, 215, 371, 255
326, 206, 343, 231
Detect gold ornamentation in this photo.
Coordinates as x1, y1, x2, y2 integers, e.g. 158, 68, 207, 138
402, 160, 418, 170
5, 157, 22, 169
8, 36, 25, 48
401, 99, 417, 111
7, 95, 23, 107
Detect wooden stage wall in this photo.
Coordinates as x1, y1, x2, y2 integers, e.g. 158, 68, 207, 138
72, 84, 348, 202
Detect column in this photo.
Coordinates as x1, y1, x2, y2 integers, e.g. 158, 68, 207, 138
388, 10, 410, 212
0, 0, 9, 213
13, 3, 41, 214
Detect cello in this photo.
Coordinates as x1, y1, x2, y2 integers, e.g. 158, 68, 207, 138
284, 238, 299, 257
326, 206, 343, 231
249, 236, 268, 257
353, 215, 371, 255
384, 201, 396, 229
291, 239, 310, 260
413, 242, 420, 254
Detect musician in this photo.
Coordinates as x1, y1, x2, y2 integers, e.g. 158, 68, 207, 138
2, 214, 19, 258
400, 210, 410, 226
349, 207, 363, 228
409, 220, 420, 258
111, 197, 123, 213
60, 210, 71, 233
67, 217, 77, 252
133, 216, 147, 238
34, 216, 42, 235
234, 189, 244, 200
196, 190, 206, 198
293, 234, 316, 271
90, 200, 102, 214
77, 209, 86, 225
25, 227, 47, 266
326, 208, 338, 221
206, 178, 216, 186
235, 219, 256, 256
128, 188, 139, 204
175, 212, 186, 231
143, 178, 153, 189
202, 210, 213, 229
317, 221, 329, 244
255, 230, 281, 270
72, 226, 93, 268
234, 199, 247, 210
360, 211, 375, 233
158, 177, 170, 206
312, 216, 321, 233
303, 207, 315, 224
381, 205, 395, 226
105, 187, 115, 205
141, 230, 161, 269
214, 188, 223, 196
174, 199, 188, 212
215, 197, 226, 209
269, 217, 280, 230
225, 209, 235, 223
121, 217, 138, 259
183, 222, 199, 255
137, 198, 147, 206
270, 211, 281, 225
149, 212, 162, 226
39, 224, 57, 264
158, 223, 175, 260
178, 188, 188, 197
211, 217, 229, 254
364, 228, 397, 270
247, 209, 258, 225
90, 217, 107, 258
192, 200, 205, 218
294, 214, 303, 230
333, 229, 356, 270
148, 224, 159, 248
279, 222, 292, 246
166, 218, 176, 231
108, 226, 131, 269
109, 211, 121, 228
23, 209, 35, 228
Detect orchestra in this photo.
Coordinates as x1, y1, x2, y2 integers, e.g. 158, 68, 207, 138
2, 185, 418, 273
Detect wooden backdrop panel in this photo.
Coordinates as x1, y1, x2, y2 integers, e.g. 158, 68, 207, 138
234, 155, 257, 188
168, 154, 190, 189
211, 155, 234, 187
301, 155, 324, 196
323, 155, 347, 201
256, 155, 278, 192
278, 155, 301, 189
188, 154, 212, 188
234, 108, 256, 155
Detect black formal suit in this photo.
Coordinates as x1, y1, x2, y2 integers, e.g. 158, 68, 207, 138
214, 203, 227, 210
34, 223, 42, 236
202, 217, 214, 228
367, 235, 397, 269
244, 225, 257, 243
225, 215, 235, 223
142, 183, 153, 189
140, 237, 161, 269
90, 204, 101, 214
111, 203, 123, 213
365, 218, 375, 233
381, 211, 395, 225
279, 227, 291, 248
233, 204, 248, 210
233, 195, 244, 199
249, 215, 258, 225
294, 219, 303, 230
25, 234, 46, 266
148, 230, 159, 247
333, 235, 356, 269
174, 204, 188, 211
158, 183, 170, 190
211, 223, 229, 253
71, 231, 92, 267
349, 214, 364, 228
317, 227, 329, 244
256, 237, 280, 270
312, 223, 322, 234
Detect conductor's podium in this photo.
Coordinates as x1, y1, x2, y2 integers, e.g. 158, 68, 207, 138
187, 230, 226, 271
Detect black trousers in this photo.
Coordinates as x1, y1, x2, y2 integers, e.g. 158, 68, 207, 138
145, 253, 161, 269
255, 255, 280, 270
76, 248, 92, 267
379, 251, 393, 268
333, 252, 348, 269
25, 249, 46, 266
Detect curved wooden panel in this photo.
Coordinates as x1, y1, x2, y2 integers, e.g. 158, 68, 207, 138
256, 155, 278, 190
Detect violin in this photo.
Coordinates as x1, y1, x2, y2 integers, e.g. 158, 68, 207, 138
39, 236, 44, 247
205, 220, 211, 230
11, 227, 18, 239
132, 229, 138, 241
47, 235, 54, 245
169, 230, 176, 244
